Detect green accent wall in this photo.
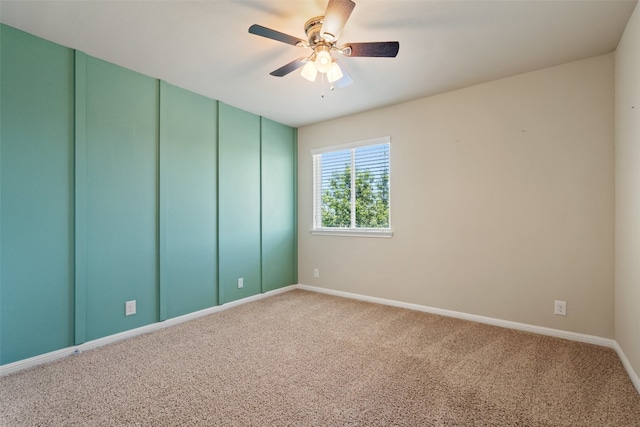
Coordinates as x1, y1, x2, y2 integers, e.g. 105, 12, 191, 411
0, 26, 75, 363
261, 118, 297, 292
218, 103, 262, 304
77, 54, 160, 341
159, 82, 218, 319
0, 24, 297, 365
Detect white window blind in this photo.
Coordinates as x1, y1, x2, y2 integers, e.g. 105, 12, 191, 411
312, 137, 391, 237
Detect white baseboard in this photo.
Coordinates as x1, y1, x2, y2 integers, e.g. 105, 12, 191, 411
0, 285, 297, 377
297, 284, 640, 395
296, 284, 614, 346
3, 282, 639, 397
612, 341, 640, 395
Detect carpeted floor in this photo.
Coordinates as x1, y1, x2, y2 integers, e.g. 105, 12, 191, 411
1, 289, 639, 426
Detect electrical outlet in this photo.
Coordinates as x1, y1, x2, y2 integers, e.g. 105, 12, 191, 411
238, 278, 244, 289
313, 268, 320, 278
554, 300, 566, 316
125, 300, 136, 316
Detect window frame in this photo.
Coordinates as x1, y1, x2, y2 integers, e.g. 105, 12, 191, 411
311, 136, 393, 238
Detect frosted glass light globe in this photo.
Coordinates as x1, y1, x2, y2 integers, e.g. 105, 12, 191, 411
315, 50, 332, 74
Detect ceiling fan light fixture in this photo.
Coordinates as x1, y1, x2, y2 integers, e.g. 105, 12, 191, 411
327, 61, 343, 83
301, 60, 318, 81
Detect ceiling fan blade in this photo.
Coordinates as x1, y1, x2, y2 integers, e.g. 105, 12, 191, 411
344, 41, 400, 57
270, 57, 308, 77
249, 24, 306, 47
320, 0, 355, 42
333, 61, 353, 88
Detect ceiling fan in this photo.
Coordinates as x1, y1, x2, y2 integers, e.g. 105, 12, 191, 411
248, 0, 399, 89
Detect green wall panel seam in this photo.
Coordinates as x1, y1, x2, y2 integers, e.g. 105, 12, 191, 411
74, 50, 87, 344
260, 116, 265, 294
293, 128, 299, 284
158, 80, 167, 321
0, 27, 3, 360
214, 100, 220, 308
216, 102, 222, 305
0, 30, 3, 356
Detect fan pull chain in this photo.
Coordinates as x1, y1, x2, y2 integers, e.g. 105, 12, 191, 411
320, 74, 336, 98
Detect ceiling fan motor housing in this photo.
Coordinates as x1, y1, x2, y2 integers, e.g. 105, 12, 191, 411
304, 17, 326, 46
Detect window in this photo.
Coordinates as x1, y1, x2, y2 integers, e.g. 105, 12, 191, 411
312, 137, 391, 237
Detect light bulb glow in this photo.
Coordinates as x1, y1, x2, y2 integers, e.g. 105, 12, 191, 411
326, 61, 343, 83
315, 50, 332, 74
300, 61, 317, 81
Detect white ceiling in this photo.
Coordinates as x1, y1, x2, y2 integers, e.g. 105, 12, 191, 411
1, 0, 636, 128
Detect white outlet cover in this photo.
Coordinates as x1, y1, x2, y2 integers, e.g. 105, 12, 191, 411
238, 278, 244, 288
554, 300, 566, 316
313, 268, 319, 278
125, 300, 136, 316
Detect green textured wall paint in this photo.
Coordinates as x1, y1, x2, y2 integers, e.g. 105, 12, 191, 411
77, 56, 159, 341
0, 25, 74, 364
218, 103, 262, 304
1, 25, 298, 366
160, 83, 218, 319
261, 118, 297, 292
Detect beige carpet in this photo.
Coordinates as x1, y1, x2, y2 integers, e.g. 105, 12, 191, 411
1, 289, 639, 426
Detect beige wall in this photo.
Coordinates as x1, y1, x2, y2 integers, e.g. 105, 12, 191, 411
298, 54, 615, 338
615, 4, 640, 382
